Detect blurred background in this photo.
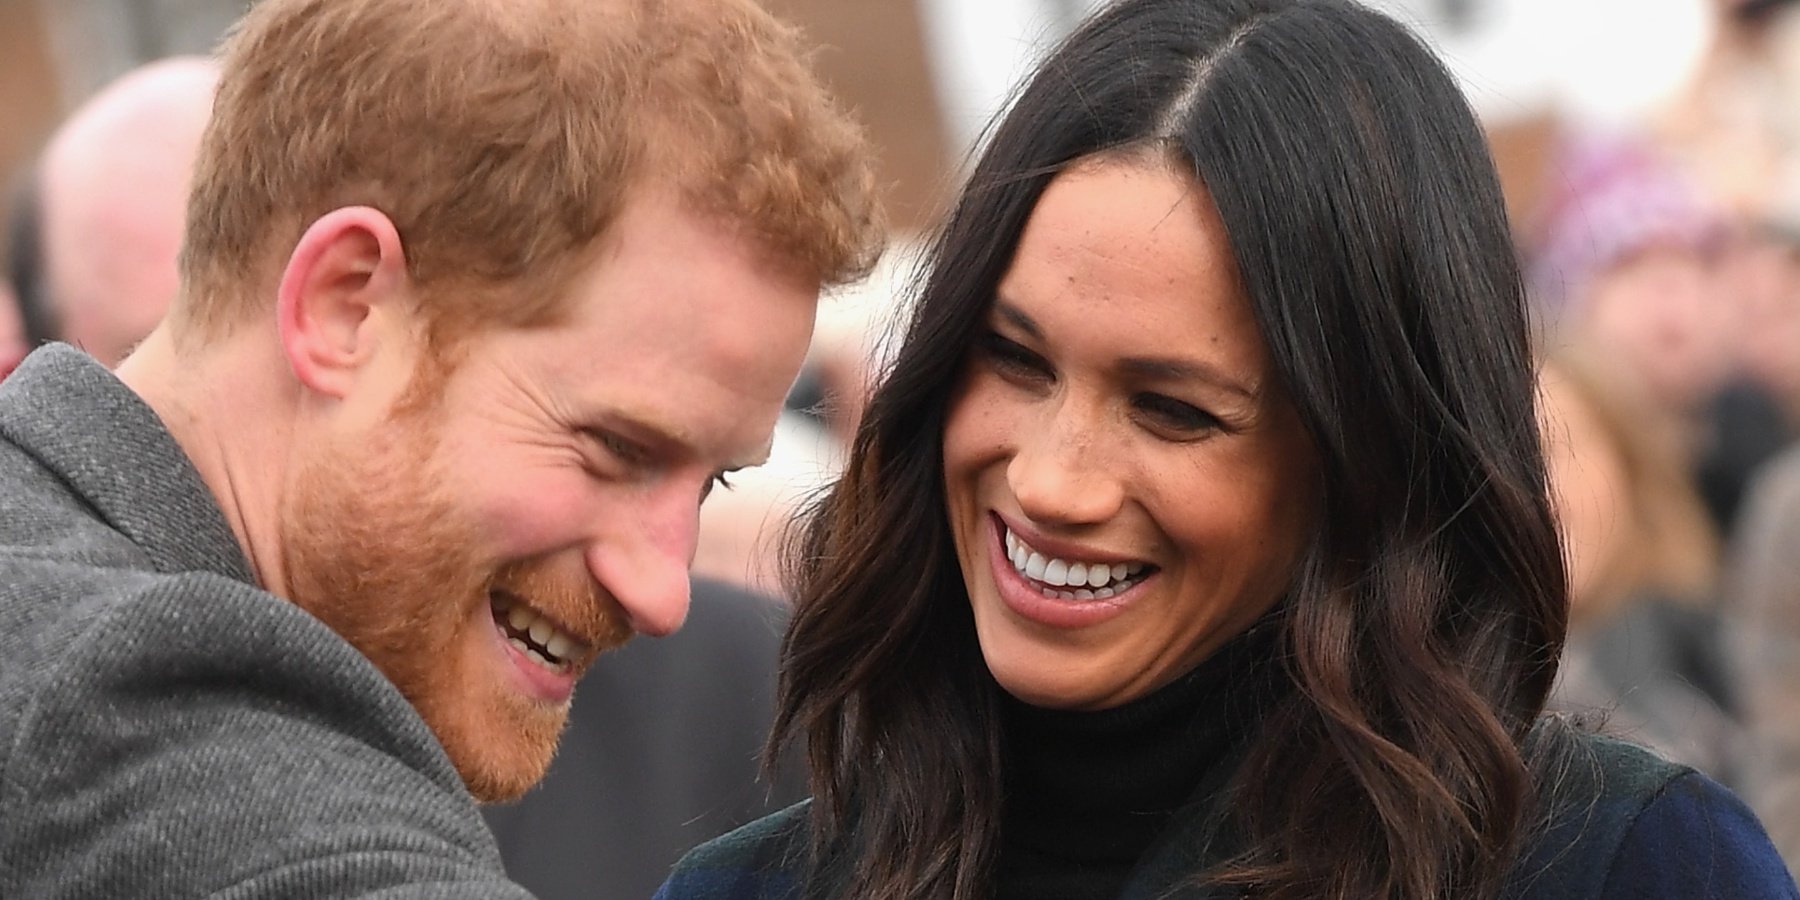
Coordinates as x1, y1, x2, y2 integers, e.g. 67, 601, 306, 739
6, 0, 1800, 893
0, 0, 1753, 259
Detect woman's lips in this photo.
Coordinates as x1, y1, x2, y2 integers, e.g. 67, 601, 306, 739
984, 513, 1151, 630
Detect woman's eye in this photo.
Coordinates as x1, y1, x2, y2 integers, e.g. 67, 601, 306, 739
1133, 393, 1220, 436
979, 332, 1053, 383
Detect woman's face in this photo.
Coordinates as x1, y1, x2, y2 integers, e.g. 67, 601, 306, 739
942, 158, 1319, 711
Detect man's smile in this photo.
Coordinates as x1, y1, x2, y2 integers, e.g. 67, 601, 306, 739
487, 590, 602, 702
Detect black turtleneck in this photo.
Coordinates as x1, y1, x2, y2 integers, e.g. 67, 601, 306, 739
995, 623, 1282, 900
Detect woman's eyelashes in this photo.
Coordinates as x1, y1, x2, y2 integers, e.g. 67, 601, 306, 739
1131, 392, 1223, 438
977, 330, 1226, 439
979, 331, 1054, 385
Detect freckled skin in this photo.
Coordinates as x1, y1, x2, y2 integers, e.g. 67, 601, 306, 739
942, 157, 1321, 711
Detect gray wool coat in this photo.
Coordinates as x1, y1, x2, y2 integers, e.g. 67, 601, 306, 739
0, 345, 533, 898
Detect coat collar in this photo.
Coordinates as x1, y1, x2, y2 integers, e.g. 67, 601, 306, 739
0, 343, 255, 584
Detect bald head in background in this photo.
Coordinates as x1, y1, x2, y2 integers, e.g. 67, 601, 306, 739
38, 57, 217, 367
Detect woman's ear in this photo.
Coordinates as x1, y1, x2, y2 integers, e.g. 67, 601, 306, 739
275, 206, 411, 399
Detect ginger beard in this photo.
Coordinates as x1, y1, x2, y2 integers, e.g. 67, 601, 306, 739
282, 396, 630, 802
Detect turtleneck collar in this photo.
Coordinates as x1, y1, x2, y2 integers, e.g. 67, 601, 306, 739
995, 617, 1284, 900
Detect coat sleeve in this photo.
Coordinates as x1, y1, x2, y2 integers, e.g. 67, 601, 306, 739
1598, 771, 1799, 899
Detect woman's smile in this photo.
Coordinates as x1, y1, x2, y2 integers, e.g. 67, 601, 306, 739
986, 512, 1155, 630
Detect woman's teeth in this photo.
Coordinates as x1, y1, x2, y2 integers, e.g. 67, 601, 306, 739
1003, 527, 1147, 600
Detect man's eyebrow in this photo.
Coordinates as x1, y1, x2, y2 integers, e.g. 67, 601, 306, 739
595, 410, 774, 470
591, 409, 693, 457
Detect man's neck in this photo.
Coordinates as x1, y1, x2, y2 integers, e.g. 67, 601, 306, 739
115, 325, 296, 597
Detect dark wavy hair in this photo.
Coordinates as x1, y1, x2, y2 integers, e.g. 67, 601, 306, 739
771, 1, 1568, 898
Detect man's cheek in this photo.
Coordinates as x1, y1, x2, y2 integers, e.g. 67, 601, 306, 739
476, 477, 597, 552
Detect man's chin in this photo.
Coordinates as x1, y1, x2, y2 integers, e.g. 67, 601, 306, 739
463, 759, 555, 804
440, 703, 569, 803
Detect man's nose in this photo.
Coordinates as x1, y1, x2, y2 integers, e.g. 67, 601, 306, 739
586, 483, 702, 637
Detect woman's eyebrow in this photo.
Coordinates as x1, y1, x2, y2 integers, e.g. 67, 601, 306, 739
1116, 356, 1255, 399
992, 299, 1042, 339
995, 297, 1256, 399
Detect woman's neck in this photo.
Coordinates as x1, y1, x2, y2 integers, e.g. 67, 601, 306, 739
995, 621, 1283, 900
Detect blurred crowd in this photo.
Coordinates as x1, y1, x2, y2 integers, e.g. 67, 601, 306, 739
6, 0, 1800, 893
1516, 0, 1800, 867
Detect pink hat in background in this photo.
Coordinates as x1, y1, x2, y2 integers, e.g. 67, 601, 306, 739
1526, 131, 1727, 318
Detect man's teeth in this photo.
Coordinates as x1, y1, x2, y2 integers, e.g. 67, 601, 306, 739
1003, 527, 1146, 599
499, 599, 578, 671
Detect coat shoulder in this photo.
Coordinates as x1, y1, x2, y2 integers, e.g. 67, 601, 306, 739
656, 801, 812, 900
1505, 727, 1796, 899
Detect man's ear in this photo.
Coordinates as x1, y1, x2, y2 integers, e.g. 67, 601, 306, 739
276, 207, 411, 399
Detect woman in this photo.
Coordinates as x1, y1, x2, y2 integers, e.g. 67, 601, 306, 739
658, 0, 1796, 897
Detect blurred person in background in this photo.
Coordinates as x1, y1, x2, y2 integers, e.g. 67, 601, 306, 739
0, 0, 881, 896
1720, 224, 1800, 871
8, 50, 824, 900
35, 55, 216, 367
1656, 0, 1800, 226
1539, 347, 1743, 781
1728, 437, 1800, 870
1530, 135, 1736, 415
1529, 134, 1793, 538
1718, 223, 1800, 426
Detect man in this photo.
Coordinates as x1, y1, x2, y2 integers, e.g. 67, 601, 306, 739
11, 50, 829, 899
0, 0, 880, 895
34, 56, 218, 366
